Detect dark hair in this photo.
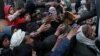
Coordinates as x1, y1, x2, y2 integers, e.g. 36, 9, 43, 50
8, 6, 14, 14
21, 32, 30, 44
25, 1, 36, 15
0, 33, 10, 48
26, 22, 40, 33
11, 26, 19, 35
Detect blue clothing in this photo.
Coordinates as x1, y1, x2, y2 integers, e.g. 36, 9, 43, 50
2, 26, 12, 36
50, 38, 70, 56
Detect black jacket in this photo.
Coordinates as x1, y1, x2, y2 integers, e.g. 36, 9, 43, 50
75, 0, 81, 12
13, 44, 33, 56
0, 48, 13, 56
72, 41, 97, 56
0, 0, 4, 19
64, 41, 99, 56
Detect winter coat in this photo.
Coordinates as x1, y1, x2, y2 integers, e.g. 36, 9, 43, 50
0, 48, 13, 56
13, 44, 33, 56
72, 41, 98, 56
4, 5, 26, 26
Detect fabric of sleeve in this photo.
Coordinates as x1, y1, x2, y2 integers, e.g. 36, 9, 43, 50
50, 38, 70, 56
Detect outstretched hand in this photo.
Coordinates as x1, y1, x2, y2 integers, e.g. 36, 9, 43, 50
37, 23, 51, 33
55, 24, 66, 36
67, 25, 80, 40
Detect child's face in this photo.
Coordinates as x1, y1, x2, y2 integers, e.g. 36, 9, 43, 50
24, 13, 31, 21
9, 7, 14, 14
2, 38, 10, 48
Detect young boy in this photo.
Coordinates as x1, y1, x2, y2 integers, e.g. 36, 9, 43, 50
0, 33, 13, 56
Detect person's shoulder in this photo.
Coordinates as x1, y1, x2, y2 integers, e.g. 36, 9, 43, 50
0, 48, 3, 54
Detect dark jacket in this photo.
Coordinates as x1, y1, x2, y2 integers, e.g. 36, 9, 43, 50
25, 1, 36, 15
72, 41, 97, 56
4, 0, 14, 7
64, 38, 100, 56
14, 0, 25, 10
75, 0, 81, 12
13, 44, 33, 56
0, 48, 13, 56
0, 0, 4, 19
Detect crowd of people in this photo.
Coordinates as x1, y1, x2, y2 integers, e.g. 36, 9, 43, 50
0, 0, 100, 56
